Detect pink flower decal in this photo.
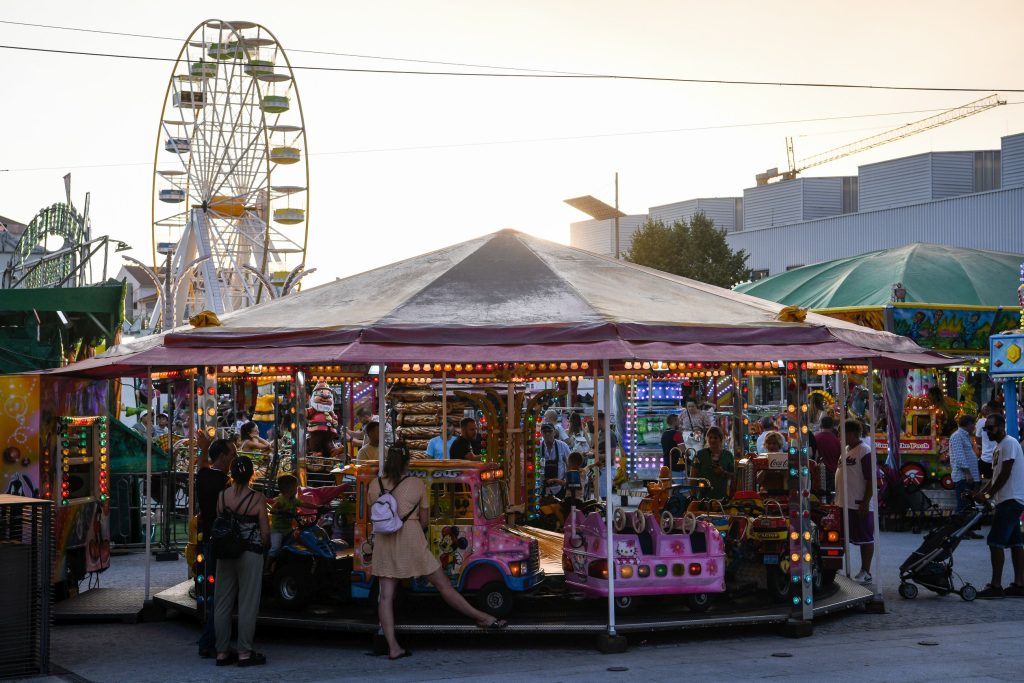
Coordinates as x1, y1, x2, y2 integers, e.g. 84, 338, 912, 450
707, 559, 719, 576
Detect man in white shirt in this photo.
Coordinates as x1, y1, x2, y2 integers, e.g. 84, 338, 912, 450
975, 406, 997, 480
539, 423, 570, 497
835, 420, 874, 584
542, 410, 569, 442
972, 413, 1024, 598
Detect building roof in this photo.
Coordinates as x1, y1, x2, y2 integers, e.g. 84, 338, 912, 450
734, 242, 1024, 309
47, 229, 958, 380
0, 215, 27, 240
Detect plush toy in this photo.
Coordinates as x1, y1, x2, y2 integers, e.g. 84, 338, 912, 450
253, 394, 276, 439
307, 382, 339, 460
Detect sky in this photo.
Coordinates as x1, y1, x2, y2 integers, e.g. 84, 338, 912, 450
2, 1, 1023, 289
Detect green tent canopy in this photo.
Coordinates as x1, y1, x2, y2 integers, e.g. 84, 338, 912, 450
734, 243, 1024, 309
0, 282, 125, 373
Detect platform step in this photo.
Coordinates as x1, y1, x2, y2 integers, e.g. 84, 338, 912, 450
54, 587, 147, 623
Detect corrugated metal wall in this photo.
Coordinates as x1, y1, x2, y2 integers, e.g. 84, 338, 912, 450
742, 181, 804, 231
649, 197, 741, 232
974, 151, 1001, 192
649, 199, 697, 226
569, 215, 648, 257
801, 177, 846, 220
858, 153, 933, 211
726, 185, 1024, 275
930, 152, 975, 199
1002, 133, 1024, 188
742, 178, 847, 231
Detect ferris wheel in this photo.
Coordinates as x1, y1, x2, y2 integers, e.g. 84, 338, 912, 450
151, 19, 311, 327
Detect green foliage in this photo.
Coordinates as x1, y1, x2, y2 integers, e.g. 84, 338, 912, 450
624, 213, 750, 288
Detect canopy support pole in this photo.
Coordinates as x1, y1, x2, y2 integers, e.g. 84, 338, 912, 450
602, 360, 617, 638
837, 371, 851, 578
144, 366, 152, 601
187, 376, 195, 520
592, 365, 599, 498
378, 365, 387, 469
867, 361, 883, 603
441, 370, 448, 457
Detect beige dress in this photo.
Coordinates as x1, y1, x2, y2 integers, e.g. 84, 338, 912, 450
367, 475, 440, 578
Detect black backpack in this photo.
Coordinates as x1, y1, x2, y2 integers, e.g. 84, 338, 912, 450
211, 489, 257, 559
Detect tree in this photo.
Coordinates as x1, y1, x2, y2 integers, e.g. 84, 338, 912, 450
624, 212, 750, 288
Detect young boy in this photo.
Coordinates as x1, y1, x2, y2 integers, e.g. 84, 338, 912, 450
270, 474, 300, 558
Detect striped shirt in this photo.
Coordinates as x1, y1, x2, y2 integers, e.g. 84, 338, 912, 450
948, 427, 979, 482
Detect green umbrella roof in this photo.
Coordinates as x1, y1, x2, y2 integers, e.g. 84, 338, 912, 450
734, 243, 1024, 309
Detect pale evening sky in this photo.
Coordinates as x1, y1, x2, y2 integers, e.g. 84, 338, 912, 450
2, 1, 1023, 287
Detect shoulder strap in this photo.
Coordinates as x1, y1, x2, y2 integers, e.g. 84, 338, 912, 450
219, 489, 232, 514
400, 500, 420, 522
239, 488, 257, 515
379, 474, 411, 495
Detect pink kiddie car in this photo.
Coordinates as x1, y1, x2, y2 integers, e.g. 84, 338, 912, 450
562, 508, 727, 612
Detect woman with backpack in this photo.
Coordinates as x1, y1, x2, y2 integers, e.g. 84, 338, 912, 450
213, 456, 270, 667
368, 445, 506, 661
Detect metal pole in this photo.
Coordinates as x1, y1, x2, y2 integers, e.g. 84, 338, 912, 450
378, 365, 387, 469
614, 172, 620, 260
592, 365, 599, 495
602, 360, 617, 636
187, 376, 195, 520
867, 361, 882, 599
144, 366, 152, 601
837, 371, 851, 577
441, 370, 448, 459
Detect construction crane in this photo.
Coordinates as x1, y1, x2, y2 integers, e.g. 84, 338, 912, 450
755, 94, 1006, 185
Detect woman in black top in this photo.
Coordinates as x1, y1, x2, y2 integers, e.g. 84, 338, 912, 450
214, 456, 270, 667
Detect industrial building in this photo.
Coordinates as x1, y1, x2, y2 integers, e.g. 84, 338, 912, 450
569, 131, 1024, 273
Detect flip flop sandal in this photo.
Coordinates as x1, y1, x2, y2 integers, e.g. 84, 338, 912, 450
479, 619, 508, 630
215, 653, 238, 667
237, 652, 267, 667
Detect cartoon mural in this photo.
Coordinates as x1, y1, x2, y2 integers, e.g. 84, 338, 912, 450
1, 376, 41, 498
892, 307, 1019, 352
0, 375, 111, 589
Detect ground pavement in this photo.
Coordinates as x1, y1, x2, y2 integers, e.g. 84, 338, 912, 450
25, 531, 1024, 683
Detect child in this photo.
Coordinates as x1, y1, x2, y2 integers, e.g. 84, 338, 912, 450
269, 474, 299, 558
558, 452, 587, 526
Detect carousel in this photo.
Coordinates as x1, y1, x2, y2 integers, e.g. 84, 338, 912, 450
50, 230, 958, 648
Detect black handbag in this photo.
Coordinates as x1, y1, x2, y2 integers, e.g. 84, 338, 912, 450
211, 489, 256, 559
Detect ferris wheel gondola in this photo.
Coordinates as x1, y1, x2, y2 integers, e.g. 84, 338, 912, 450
151, 19, 310, 328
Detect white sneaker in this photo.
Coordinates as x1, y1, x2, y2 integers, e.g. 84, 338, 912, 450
859, 572, 873, 585
853, 570, 866, 582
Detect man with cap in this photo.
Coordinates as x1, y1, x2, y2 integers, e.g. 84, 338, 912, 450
133, 410, 155, 438
539, 422, 571, 497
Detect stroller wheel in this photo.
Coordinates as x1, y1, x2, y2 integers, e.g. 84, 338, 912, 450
898, 582, 919, 600
960, 584, 977, 602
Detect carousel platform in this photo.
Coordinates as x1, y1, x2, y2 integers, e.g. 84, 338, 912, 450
54, 587, 147, 623
152, 575, 873, 636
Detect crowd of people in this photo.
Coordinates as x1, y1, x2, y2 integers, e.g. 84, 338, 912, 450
182, 382, 1023, 665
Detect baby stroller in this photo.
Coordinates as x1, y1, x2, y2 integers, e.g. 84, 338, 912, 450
897, 501, 987, 601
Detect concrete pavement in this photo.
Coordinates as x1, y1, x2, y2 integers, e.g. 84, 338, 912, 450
27, 530, 1024, 682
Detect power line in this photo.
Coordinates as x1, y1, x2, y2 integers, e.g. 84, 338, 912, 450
0, 19, 589, 75
4, 102, 1019, 173
3, 42, 1024, 93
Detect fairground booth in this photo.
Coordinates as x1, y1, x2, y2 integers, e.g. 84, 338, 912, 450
737, 243, 1022, 512
48, 230, 957, 646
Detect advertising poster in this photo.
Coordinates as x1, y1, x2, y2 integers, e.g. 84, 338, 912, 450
1, 375, 41, 499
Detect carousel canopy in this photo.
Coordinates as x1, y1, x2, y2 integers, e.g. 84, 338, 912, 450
734, 243, 1024, 309
51, 230, 955, 377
